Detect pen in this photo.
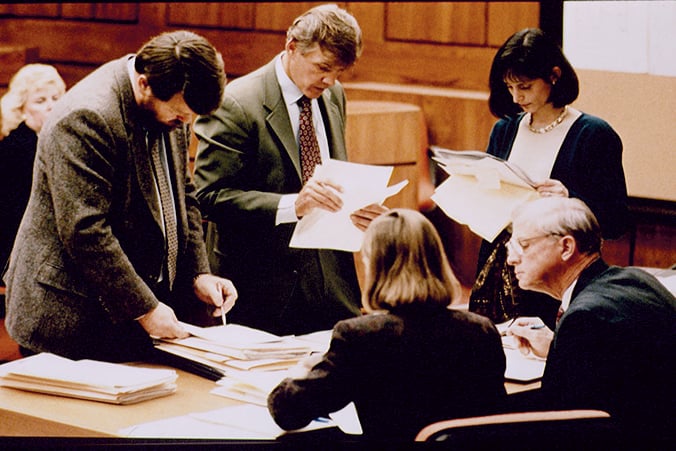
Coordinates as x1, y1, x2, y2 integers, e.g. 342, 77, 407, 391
500, 317, 517, 336
221, 306, 227, 326
530, 324, 546, 330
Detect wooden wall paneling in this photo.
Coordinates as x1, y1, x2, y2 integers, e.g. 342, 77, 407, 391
633, 223, 676, 268
385, 2, 486, 45
253, 2, 334, 31
93, 3, 139, 22
167, 2, 255, 29
346, 2, 386, 44
0, 45, 39, 90
487, 1, 540, 47
61, 3, 97, 20
347, 39, 496, 89
0, 20, 150, 64
5, 4, 60, 18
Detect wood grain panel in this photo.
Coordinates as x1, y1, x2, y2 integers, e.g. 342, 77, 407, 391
61, 3, 138, 22
346, 2, 385, 43
167, 2, 255, 29
253, 2, 329, 31
93, 3, 139, 22
345, 100, 423, 165
61, 3, 96, 19
386, 2, 486, 45
487, 2, 540, 47
4, 4, 59, 17
0, 45, 39, 89
347, 39, 496, 90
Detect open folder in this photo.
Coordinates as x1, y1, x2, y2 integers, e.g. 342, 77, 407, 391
429, 146, 539, 242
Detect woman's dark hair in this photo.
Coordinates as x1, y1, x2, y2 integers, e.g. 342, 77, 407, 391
488, 28, 579, 118
134, 30, 225, 115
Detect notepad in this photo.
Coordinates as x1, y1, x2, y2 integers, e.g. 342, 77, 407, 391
0, 353, 177, 404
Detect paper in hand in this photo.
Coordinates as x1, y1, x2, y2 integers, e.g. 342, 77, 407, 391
290, 159, 408, 251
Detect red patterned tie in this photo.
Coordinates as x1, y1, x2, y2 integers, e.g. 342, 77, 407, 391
148, 133, 178, 289
297, 96, 322, 184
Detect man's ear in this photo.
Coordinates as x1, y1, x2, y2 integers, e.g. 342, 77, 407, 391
560, 235, 576, 261
137, 74, 152, 96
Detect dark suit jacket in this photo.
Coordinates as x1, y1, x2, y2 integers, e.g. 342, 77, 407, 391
3, 56, 211, 362
193, 57, 361, 335
543, 259, 676, 439
268, 305, 507, 440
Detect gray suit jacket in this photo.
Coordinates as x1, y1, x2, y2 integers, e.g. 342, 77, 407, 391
4, 56, 211, 361
193, 58, 361, 335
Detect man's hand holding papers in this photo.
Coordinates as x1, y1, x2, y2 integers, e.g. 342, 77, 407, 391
290, 159, 408, 252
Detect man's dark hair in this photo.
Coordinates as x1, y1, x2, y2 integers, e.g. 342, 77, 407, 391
134, 30, 225, 115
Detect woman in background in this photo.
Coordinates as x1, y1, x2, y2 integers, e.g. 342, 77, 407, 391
0, 64, 65, 358
268, 209, 506, 440
469, 28, 628, 328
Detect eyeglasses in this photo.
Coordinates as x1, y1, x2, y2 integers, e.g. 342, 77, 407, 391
506, 233, 560, 257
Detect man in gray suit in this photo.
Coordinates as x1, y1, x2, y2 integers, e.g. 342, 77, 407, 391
193, 5, 383, 335
4, 31, 237, 362
505, 197, 675, 443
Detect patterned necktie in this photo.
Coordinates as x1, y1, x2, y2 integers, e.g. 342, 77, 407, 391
556, 306, 565, 325
148, 133, 178, 289
297, 95, 322, 184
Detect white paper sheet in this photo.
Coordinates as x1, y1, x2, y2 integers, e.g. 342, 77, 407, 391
289, 159, 408, 251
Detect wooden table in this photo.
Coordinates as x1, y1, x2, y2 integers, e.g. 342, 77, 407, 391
0, 361, 539, 438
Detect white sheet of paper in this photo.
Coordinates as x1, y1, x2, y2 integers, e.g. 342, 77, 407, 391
329, 401, 363, 435
502, 336, 547, 382
431, 174, 538, 242
289, 159, 408, 252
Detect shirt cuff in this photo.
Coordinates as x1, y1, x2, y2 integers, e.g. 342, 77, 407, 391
276, 193, 299, 225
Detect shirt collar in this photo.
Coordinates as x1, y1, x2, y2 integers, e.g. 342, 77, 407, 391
275, 52, 305, 107
561, 278, 577, 312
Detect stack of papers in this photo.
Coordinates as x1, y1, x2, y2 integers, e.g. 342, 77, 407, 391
429, 146, 539, 242
0, 353, 178, 404
156, 323, 317, 375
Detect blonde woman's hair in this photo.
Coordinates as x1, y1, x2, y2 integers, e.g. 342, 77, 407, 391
361, 208, 462, 312
0, 63, 66, 137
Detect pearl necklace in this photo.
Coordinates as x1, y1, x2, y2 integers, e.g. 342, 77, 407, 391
527, 106, 568, 134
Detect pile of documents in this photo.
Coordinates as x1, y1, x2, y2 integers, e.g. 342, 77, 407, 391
429, 146, 539, 242
155, 323, 327, 377
0, 353, 178, 404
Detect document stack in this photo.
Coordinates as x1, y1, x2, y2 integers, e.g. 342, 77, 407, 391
0, 353, 178, 404
155, 323, 320, 380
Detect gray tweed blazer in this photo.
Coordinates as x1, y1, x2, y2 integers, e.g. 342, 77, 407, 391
4, 56, 210, 361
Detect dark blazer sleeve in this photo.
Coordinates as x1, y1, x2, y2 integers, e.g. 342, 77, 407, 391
551, 115, 628, 239
268, 322, 354, 431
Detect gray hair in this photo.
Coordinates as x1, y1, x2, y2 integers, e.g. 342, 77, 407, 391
512, 197, 602, 254
286, 4, 363, 67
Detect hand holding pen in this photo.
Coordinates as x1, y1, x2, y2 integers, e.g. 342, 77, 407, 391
506, 316, 554, 359
192, 273, 238, 322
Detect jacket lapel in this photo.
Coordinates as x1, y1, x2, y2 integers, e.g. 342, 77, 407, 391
262, 64, 302, 183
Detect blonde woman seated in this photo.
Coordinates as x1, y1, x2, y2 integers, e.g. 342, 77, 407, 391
268, 209, 506, 440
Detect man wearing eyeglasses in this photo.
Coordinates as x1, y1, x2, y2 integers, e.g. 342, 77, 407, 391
503, 197, 675, 443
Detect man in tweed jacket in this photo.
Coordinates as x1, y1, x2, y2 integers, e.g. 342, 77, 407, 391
3, 31, 237, 362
